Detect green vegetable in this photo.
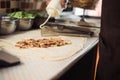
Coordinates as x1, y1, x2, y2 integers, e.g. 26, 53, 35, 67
8, 11, 44, 19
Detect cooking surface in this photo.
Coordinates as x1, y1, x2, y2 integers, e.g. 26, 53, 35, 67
0, 29, 98, 80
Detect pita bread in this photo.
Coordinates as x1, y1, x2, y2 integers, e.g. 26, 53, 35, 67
0, 30, 87, 61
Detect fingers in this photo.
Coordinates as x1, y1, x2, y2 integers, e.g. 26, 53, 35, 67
61, 0, 67, 8
46, 0, 51, 5
46, 0, 67, 8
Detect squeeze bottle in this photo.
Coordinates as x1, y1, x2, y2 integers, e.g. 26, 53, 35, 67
46, 0, 66, 17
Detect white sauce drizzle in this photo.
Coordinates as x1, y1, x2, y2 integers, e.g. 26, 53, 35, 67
39, 15, 51, 29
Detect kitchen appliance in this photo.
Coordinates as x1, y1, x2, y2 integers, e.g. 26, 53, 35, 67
41, 26, 94, 37
40, 19, 100, 37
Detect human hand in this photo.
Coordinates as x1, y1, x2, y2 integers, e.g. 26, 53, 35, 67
46, 0, 67, 8
61, 0, 67, 8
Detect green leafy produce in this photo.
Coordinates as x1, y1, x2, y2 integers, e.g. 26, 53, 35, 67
8, 11, 44, 19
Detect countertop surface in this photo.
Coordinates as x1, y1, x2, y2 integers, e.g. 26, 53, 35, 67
0, 29, 98, 80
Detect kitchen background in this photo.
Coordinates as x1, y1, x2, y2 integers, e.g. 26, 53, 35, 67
0, 0, 46, 14
0, 1, 101, 80
0, 0, 101, 16
0, 0, 101, 35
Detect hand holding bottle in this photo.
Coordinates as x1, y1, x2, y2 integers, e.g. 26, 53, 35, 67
40, 0, 67, 28
46, 0, 67, 17
46, 0, 67, 8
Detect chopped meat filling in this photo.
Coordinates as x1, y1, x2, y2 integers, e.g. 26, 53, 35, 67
15, 37, 71, 49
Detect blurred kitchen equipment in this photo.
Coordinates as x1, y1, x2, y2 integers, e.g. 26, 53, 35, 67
41, 26, 94, 37
41, 21, 95, 37
63, 1, 73, 12
18, 18, 33, 30
69, 0, 97, 9
0, 48, 20, 68
0, 17, 17, 35
69, 0, 98, 26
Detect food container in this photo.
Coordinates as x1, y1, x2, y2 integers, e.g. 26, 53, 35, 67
0, 17, 17, 35
18, 18, 33, 30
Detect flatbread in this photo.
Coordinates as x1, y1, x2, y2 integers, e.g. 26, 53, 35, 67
0, 30, 87, 61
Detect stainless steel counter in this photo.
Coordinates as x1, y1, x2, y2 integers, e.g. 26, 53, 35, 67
0, 30, 98, 80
